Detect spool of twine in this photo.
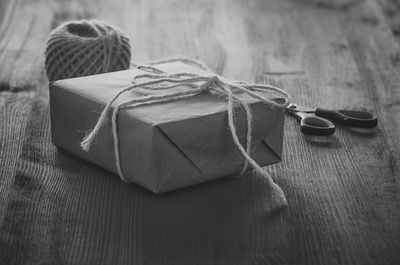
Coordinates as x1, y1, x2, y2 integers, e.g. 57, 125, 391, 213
45, 19, 131, 81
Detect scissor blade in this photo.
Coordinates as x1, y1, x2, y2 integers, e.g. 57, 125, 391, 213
286, 104, 315, 113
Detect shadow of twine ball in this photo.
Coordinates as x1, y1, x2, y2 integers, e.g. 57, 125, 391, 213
45, 20, 131, 81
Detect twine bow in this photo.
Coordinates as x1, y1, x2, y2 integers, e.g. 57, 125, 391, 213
80, 58, 290, 182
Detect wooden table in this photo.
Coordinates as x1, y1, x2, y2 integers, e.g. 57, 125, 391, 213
1, 0, 399, 264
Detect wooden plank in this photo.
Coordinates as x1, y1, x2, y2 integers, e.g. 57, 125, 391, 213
0, 0, 45, 90
0, 92, 34, 225
0, 0, 96, 91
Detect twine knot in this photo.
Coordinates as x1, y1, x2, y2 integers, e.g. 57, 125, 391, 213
80, 58, 290, 182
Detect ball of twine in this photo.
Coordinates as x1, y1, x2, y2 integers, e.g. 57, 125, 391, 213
45, 19, 131, 81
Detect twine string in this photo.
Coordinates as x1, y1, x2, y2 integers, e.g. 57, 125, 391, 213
45, 20, 131, 81
80, 58, 290, 181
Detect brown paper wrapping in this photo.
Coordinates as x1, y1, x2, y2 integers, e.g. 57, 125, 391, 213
49, 61, 285, 193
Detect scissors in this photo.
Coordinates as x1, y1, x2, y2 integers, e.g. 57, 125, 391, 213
285, 104, 378, 136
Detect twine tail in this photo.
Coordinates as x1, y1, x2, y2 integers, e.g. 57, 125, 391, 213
238, 97, 253, 175
80, 103, 112, 151
80, 83, 138, 151
226, 93, 270, 178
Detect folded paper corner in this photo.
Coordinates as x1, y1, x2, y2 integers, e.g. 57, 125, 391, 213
154, 124, 202, 173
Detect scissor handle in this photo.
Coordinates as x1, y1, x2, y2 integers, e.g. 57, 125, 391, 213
287, 111, 335, 136
315, 108, 378, 128
300, 115, 335, 136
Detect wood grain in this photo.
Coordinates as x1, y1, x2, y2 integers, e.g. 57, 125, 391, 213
0, 0, 399, 264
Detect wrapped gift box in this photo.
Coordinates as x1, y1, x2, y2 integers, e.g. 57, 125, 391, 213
49, 61, 285, 193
